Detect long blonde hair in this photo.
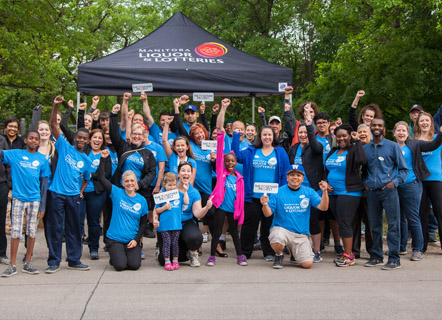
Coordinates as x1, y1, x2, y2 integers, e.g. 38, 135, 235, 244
37, 120, 56, 159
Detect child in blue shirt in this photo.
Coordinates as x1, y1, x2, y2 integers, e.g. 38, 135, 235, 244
153, 173, 189, 271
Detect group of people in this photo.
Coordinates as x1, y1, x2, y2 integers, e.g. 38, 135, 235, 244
0, 86, 441, 276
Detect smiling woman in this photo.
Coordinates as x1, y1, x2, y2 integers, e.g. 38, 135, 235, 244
2, 117, 25, 149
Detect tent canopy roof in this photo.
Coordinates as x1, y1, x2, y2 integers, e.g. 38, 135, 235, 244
77, 11, 292, 97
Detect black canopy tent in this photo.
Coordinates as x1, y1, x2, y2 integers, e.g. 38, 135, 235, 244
77, 11, 292, 97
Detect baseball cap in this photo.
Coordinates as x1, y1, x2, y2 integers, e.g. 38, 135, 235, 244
269, 115, 281, 124
409, 104, 423, 113
184, 105, 198, 112
287, 164, 304, 175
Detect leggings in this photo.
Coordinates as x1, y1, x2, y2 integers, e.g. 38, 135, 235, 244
419, 180, 442, 252
309, 207, 321, 235
329, 195, 361, 238
352, 197, 373, 256
106, 238, 141, 271
210, 208, 242, 256
158, 219, 202, 266
161, 230, 181, 261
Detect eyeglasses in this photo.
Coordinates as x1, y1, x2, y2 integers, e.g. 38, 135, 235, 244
7, 124, 18, 129
315, 121, 329, 126
131, 133, 143, 137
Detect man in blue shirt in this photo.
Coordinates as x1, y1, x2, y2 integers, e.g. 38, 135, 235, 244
363, 118, 408, 270
0, 131, 50, 277
260, 165, 329, 269
45, 96, 92, 274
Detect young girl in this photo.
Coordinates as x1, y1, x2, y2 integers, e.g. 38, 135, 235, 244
153, 173, 189, 271
208, 130, 247, 266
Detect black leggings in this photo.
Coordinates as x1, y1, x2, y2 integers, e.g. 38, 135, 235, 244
158, 219, 202, 266
419, 180, 442, 251
352, 197, 373, 256
201, 192, 215, 228
241, 198, 274, 258
210, 208, 242, 256
329, 195, 361, 238
106, 238, 141, 271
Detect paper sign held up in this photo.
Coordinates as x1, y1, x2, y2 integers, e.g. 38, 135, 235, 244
154, 189, 180, 205
201, 140, 217, 151
193, 92, 214, 102
253, 183, 279, 195
132, 83, 153, 92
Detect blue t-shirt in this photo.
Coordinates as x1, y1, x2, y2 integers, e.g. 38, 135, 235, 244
181, 183, 201, 222
156, 191, 184, 232
294, 146, 310, 187
400, 144, 417, 185
49, 134, 92, 196
2, 149, 50, 202
252, 149, 277, 198
325, 151, 363, 197
121, 152, 144, 184
149, 122, 176, 147
183, 123, 192, 134
190, 141, 213, 194
317, 136, 331, 164
107, 147, 118, 176
219, 174, 237, 213
119, 127, 127, 142
144, 141, 168, 187
268, 185, 321, 235
107, 186, 148, 243
84, 152, 102, 193
168, 153, 197, 177
422, 135, 442, 181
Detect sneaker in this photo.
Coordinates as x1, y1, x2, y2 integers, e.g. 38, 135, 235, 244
410, 250, 423, 261
68, 263, 90, 271
206, 256, 216, 266
272, 254, 284, 269
336, 253, 355, 267
172, 261, 180, 270
365, 258, 384, 267
189, 250, 200, 267
0, 255, 10, 265
265, 255, 274, 261
22, 262, 39, 275
45, 265, 60, 274
164, 262, 174, 271
313, 251, 323, 263
399, 250, 408, 255
382, 261, 401, 270
144, 223, 156, 238
1, 264, 17, 277
202, 232, 209, 243
334, 245, 344, 256
90, 251, 99, 260
237, 255, 248, 266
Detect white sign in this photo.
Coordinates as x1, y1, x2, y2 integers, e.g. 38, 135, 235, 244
132, 83, 153, 92
154, 189, 180, 205
201, 140, 217, 151
193, 92, 214, 102
278, 82, 288, 92
254, 183, 279, 195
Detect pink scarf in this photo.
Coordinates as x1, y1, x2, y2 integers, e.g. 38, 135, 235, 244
210, 131, 245, 225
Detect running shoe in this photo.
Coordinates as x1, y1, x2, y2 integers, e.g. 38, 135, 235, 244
237, 255, 248, 266
206, 256, 216, 266
382, 261, 401, 270
22, 262, 39, 275
365, 258, 383, 267
188, 250, 200, 267
202, 232, 209, 243
410, 250, 422, 261
313, 251, 323, 263
1, 264, 17, 277
272, 254, 284, 269
335, 253, 355, 267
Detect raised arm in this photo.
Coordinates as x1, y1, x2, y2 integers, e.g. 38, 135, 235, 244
126, 109, 134, 144
120, 92, 131, 131
216, 99, 231, 131
29, 104, 42, 132
210, 104, 219, 133
173, 96, 190, 138
349, 90, 365, 131
140, 92, 154, 128
77, 102, 87, 130
199, 102, 210, 132
109, 104, 125, 154
97, 149, 113, 194
51, 96, 65, 140
162, 116, 175, 158
316, 181, 329, 211
258, 106, 267, 126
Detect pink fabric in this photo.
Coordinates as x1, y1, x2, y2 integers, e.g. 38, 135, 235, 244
210, 131, 245, 225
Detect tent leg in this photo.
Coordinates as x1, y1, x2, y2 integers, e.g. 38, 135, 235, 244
76, 92, 80, 117
252, 96, 255, 124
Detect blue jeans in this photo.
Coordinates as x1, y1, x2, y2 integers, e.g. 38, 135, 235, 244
46, 192, 82, 266
366, 188, 400, 263
398, 181, 423, 252
83, 191, 107, 252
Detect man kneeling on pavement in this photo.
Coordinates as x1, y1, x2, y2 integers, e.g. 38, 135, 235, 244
260, 164, 329, 269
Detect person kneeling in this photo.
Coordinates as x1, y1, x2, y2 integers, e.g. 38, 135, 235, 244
97, 149, 149, 271
260, 165, 329, 269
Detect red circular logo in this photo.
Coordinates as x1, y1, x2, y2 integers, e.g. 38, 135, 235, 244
195, 42, 228, 58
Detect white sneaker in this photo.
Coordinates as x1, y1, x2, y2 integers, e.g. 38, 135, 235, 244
202, 232, 209, 243
189, 250, 200, 267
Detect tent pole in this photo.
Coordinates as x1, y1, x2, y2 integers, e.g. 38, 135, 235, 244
76, 92, 80, 117
252, 95, 255, 124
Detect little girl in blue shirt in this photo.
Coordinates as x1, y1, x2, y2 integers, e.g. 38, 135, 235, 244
153, 173, 189, 271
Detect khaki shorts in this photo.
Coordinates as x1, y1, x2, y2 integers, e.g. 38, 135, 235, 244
269, 227, 314, 264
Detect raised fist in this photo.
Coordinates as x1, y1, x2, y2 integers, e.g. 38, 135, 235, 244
79, 103, 87, 111
140, 92, 147, 101
112, 104, 121, 114
123, 92, 132, 101
258, 106, 265, 113
53, 96, 64, 104
221, 98, 231, 109
284, 86, 294, 95
356, 90, 365, 98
